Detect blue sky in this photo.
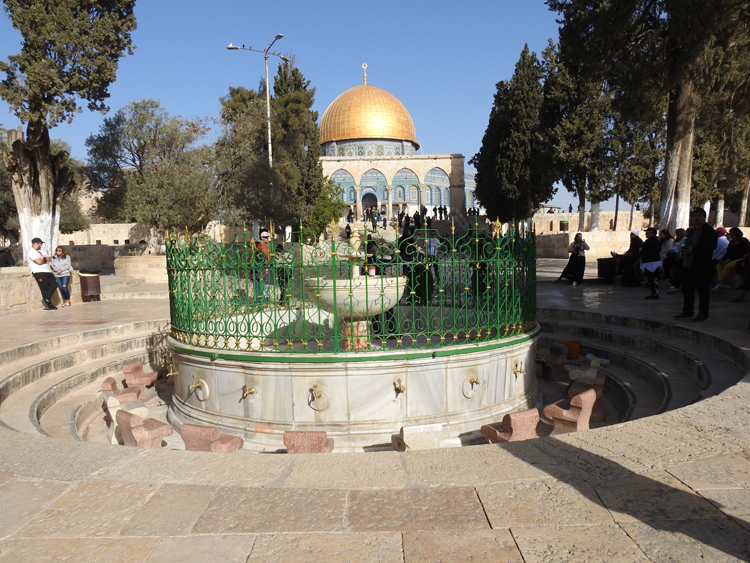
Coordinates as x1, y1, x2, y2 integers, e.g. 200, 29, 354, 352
0, 0, 597, 210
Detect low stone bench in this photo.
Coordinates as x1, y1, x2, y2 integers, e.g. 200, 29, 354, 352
181, 424, 244, 453
481, 408, 539, 443
568, 372, 607, 422
101, 376, 140, 403
116, 410, 173, 449
392, 423, 443, 451
102, 392, 148, 445
122, 360, 159, 388
564, 353, 601, 384
537, 342, 569, 381
283, 431, 334, 454
543, 388, 597, 434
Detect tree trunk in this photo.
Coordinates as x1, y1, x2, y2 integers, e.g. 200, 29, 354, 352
613, 194, 619, 231
2, 125, 79, 260
740, 178, 749, 227
714, 192, 725, 227
590, 201, 601, 232
659, 79, 698, 233
577, 189, 586, 232
629, 202, 635, 231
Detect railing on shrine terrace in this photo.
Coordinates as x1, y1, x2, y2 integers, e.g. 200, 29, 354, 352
165, 221, 537, 355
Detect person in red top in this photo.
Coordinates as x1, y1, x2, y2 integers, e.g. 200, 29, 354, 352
250, 231, 271, 304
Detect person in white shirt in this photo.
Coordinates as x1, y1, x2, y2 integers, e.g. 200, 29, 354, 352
27, 237, 58, 310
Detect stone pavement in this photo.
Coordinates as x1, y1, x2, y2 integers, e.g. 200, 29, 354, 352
0, 263, 749, 562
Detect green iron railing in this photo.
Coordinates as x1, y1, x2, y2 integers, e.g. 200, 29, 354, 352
165, 221, 536, 354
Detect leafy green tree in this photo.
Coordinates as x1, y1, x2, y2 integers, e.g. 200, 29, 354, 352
216, 60, 327, 226
0, 0, 136, 257
86, 99, 218, 250
538, 41, 614, 231
303, 180, 344, 237
547, 0, 750, 233
471, 45, 555, 222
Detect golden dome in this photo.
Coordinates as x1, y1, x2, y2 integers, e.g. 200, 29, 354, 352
320, 83, 418, 147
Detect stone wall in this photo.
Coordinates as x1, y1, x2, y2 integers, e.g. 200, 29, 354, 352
0, 267, 82, 316
533, 210, 647, 234
9, 243, 149, 271
114, 255, 168, 283
536, 231, 634, 259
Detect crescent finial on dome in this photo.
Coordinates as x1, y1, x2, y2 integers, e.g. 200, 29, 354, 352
362, 63, 367, 85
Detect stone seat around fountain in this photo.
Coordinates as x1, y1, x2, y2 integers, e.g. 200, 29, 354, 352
181, 424, 244, 453
116, 410, 173, 449
543, 388, 597, 434
481, 408, 539, 443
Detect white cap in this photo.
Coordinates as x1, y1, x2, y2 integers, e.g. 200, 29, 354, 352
630, 229, 639, 236
260, 231, 270, 238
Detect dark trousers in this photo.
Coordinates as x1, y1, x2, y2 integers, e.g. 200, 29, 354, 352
34, 272, 58, 302
560, 255, 586, 284
644, 267, 661, 296
681, 268, 711, 316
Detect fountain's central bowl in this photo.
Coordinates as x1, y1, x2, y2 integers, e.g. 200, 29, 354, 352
303, 274, 406, 321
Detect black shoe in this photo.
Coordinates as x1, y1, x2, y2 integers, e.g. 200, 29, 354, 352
674, 312, 692, 319
46, 301, 57, 310
41, 299, 52, 310
692, 314, 708, 322
645, 294, 659, 300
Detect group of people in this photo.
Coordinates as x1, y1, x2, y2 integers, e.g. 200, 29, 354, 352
558, 207, 750, 322
27, 237, 73, 310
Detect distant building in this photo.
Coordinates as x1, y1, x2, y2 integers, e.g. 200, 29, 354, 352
318, 66, 478, 220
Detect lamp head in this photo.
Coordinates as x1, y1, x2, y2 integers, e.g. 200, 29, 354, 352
275, 33, 284, 40
280, 55, 290, 63
227, 43, 239, 50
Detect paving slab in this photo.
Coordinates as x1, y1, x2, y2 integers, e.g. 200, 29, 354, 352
0, 537, 159, 563
511, 524, 651, 563
247, 532, 403, 563
145, 535, 256, 563
93, 448, 291, 487
403, 529, 523, 562
668, 453, 750, 491
193, 488, 348, 534
0, 429, 139, 482
346, 488, 488, 531
16, 479, 159, 538
0, 477, 72, 539
622, 519, 750, 562
282, 451, 406, 489
697, 488, 750, 528
596, 470, 728, 524
120, 483, 218, 537
478, 477, 614, 528
402, 440, 569, 487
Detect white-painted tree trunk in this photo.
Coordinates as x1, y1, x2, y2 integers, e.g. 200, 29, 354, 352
714, 193, 725, 227
740, 180, 749, 227
590, 201, 600, 232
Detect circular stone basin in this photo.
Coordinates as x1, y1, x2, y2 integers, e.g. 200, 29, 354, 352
303, 275, 406, 321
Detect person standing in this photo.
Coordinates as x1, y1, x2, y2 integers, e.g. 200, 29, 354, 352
27, 237, 57, 310
640, 228, 662, 299
556, 232, 589, 286
675, 208, 716, 322
51, 246, 73, 307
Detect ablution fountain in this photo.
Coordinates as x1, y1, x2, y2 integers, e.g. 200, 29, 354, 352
165, 220, 539, 451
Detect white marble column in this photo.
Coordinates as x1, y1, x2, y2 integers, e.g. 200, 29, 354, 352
354, 185, 362, 221
385, 185, 393, 220
417, 184, 427, 213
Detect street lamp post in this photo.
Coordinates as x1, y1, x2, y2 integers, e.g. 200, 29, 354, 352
227, 34, 289, 168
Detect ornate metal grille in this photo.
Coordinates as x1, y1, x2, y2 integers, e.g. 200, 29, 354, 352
166, 222, 536, 354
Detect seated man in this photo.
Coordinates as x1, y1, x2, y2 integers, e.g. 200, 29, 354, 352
612, 230, 643, 287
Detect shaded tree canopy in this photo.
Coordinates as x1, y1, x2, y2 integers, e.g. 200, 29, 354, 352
86, 99, 218, 247
546, 0, 750, 231
0, 0, 136, 255
216, 60, 327, 226
470, 45, 555, 222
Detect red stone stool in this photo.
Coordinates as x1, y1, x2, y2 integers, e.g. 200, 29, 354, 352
181, 424, 243, 453
481, 408, 539, 443
543, 388, 597, 434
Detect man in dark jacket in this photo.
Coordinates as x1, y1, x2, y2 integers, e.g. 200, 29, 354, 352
675, 208, 716, 322
0, 247, 15, 267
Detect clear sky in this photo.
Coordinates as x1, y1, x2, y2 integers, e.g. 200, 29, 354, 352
0, 0, 597, 211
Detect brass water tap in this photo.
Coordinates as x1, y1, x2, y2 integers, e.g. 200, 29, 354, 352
394, 379, 405, 395
189, 380, 203, 391
513, 363, 526, 380
242, 385, 257, 398
469, 377, 480, 388
165, 363, 179, 378
312, 385, 323, 400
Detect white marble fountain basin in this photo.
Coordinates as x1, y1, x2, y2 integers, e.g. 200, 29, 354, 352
304, 274, 406, 321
